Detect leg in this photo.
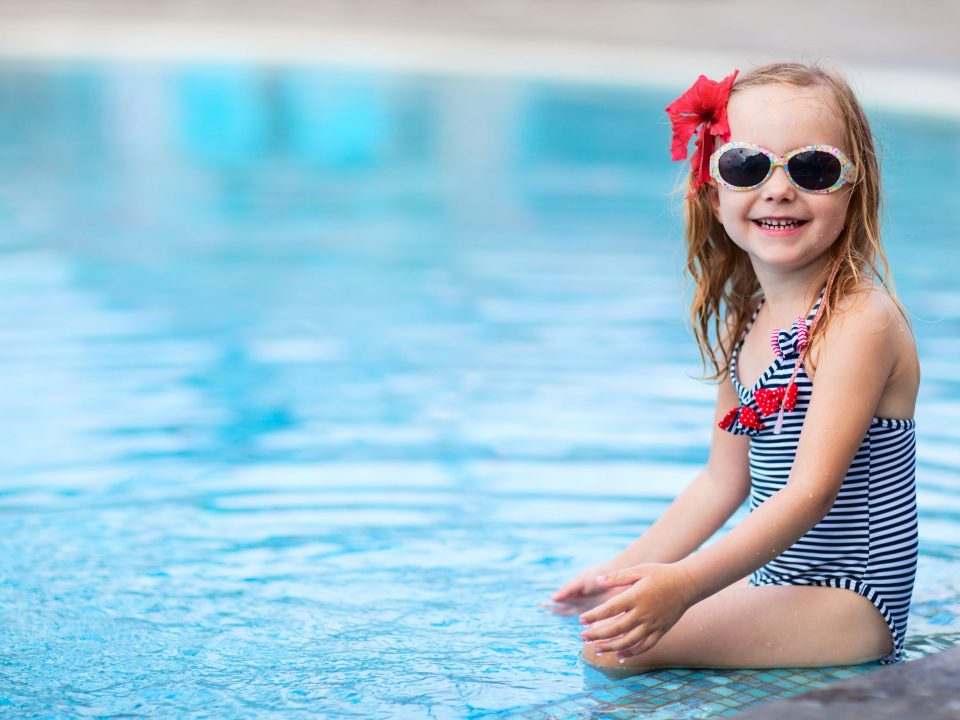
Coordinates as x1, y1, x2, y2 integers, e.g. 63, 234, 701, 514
583, 577, 893, 674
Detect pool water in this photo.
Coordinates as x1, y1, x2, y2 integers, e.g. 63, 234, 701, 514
0, 61, 958, 719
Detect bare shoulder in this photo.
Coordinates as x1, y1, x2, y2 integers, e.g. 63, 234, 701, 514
829, 284, 910, 336
814, 284, 919, 417
837, 284, 906, 326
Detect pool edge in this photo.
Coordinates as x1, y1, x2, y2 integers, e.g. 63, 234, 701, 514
730, 645, 960, 719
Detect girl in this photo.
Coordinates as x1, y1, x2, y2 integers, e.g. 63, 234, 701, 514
550, 62, 919, 672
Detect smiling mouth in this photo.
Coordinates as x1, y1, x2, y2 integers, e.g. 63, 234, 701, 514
753, 218, 809, 230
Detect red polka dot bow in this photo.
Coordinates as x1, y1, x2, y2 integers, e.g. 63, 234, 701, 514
719, 404, 765, 433
718, 385, 798, 434
720, 314, 807, 434
754, 384, 799, 415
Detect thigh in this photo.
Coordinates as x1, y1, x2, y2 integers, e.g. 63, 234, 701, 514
583, 578, 893, 673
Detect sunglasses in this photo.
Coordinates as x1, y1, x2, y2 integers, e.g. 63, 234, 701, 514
710, 141, 854, 194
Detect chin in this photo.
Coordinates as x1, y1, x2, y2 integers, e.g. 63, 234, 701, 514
745, 247, 812, 269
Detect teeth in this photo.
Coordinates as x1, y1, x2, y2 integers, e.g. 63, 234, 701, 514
757, 218, 802, 229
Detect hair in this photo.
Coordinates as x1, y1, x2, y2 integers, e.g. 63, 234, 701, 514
683, 61, 904, 380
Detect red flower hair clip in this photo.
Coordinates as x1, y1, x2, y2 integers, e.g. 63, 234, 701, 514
665, 69, 739, 193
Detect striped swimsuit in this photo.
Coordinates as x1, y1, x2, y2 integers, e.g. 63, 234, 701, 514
724, 291, 918, 664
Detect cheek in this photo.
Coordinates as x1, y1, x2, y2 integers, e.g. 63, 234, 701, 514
809, 196, 851, 244
715, 193, 750, 225
819, 195, 851, 228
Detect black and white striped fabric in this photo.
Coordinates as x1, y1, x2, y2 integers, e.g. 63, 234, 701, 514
725, 289, 918, 664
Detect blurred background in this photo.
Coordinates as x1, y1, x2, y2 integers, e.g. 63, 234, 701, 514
1, 1, 959, 108
1, 2, 958, 719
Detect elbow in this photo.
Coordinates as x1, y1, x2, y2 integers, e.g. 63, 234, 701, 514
816, 491, 839, 520
732, 482, 750, 509
791, 481, 840, 521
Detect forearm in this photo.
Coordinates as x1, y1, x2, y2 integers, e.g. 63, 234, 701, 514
676, 482, 833, 604
610, 468, 748, 568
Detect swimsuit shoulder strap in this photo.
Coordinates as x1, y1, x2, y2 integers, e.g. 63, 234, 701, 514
805, 284, 827, 326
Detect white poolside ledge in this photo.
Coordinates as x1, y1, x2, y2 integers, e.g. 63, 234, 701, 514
0, 15, 958, 119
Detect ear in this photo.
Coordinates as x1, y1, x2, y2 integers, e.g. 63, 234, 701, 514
706, 181, 722, 222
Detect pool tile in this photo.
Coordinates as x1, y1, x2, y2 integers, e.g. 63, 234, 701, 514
493, 656, 901, 719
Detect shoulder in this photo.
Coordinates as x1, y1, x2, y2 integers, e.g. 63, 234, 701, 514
814, 283, 914, 375
825, 284, 908, 341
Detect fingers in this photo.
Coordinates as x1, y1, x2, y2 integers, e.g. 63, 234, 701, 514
550, 580, 584, 603
584, 626, 665, 663
579, 593, 632, 626
547, 588, 625, 617
590, 622, 649, 653
554, 562, 649, 605
552, 570, 608, 603
598, 566, 645, 588
580, 611, 637, 644
550, 580, 616, 604
551, 584, 598, 605
553, 562, 637, 604
617, 629, 664, 659
550, 590, 575, 603
541, 599, 585, 616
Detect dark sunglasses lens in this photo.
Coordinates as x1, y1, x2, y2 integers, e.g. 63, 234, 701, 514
787, 150, 842, 191
717, 147, 771, 188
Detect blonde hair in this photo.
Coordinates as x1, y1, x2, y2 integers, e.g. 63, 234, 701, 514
683, 61, 902, 380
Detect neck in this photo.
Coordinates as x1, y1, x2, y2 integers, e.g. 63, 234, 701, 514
753, 255, 833, 321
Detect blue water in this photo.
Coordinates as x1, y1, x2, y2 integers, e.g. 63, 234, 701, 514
0, 61, 958, 719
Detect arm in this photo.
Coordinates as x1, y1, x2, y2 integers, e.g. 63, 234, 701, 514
610, 377, 751, 567
581, 293, 901, 654
676, 296, 898, 603
552, 373, 750, 603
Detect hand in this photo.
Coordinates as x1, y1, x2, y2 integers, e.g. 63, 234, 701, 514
578, 563, 696, 659
540, 562, 626, 615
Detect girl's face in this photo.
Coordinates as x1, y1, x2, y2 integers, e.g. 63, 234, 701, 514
708, 83, 852, 277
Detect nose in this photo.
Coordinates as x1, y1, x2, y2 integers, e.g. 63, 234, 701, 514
762, 164, 796, 202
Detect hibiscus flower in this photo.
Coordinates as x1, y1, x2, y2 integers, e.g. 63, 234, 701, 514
665, 69, 739, 191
